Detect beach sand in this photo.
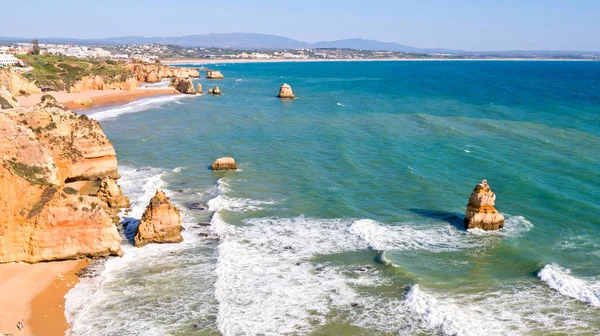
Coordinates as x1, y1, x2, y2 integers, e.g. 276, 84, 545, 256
17, 87, 179, 111
0, 260, 89, 336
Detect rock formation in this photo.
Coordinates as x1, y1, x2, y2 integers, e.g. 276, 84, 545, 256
125, 63, 200, 83
206, 70, 224, 79
208, 86, 221, 95
171, 78, 196, 94
0, 86, 19, 109
0, 68, 41, 97
134, 190, 183, 247
73, 98, 93, 109
36, 94, 66, 110
211, 157, 238, 171
464, 179, 505, 230
0, 97, 129, 263
69, 75, 138, 93
278, 83, 295, 99
196, 83, 203, 94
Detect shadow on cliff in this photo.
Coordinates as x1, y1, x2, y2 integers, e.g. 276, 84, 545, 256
121, 217, 140, 245
410, 208, 466, 231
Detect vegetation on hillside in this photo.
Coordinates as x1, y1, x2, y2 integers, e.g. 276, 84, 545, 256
16, 54, 132, 91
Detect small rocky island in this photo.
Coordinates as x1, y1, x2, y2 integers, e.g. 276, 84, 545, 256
278, 83, 295, 99
206, 70, 225, 79
134, 190, 183, 247
464, 179, 505, 230
212, 157, 238, 170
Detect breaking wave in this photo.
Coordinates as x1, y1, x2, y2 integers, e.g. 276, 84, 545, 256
538, 264, 600, 307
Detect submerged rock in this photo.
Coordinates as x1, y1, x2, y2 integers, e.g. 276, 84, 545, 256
211, 157, 238, 171
206, 70, 224, 79
464, 179, 505, 230
278, 83, 295, 99
134, 190, 183, 247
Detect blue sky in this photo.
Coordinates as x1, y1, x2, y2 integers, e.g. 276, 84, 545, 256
1, 0, 598, 50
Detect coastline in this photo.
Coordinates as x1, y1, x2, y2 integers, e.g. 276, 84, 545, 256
163, 57, 598, 65
0, 260, 89, 336
16, 87, 179, 111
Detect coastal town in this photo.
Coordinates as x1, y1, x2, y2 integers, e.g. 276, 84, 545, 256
2, 41, 599, 68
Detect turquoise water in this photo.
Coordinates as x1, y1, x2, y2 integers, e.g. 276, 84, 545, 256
66, 61, 600, 335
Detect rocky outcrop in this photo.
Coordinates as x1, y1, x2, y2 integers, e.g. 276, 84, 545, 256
0, 86, 19, 109
172, 78, 196, 94
206, 70, 224, 79
208, 86, 221, 95
464, 179, 505, 230
0, 99, 128, 263
196, 83, 203, 94
211, 157, 238, 171
36, 94, 66, 110
134, 190, 183, 247
278, 83, 295, 99
125, 63, 200, 83
69, 75, 138, 93
73, 98, 93, 109
0, 68, 41, 97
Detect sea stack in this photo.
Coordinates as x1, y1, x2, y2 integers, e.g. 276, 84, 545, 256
210, 86, 221, 95
196, 83, 203, 94
211, 157, 238, 171
134, 190, 183, 247
464, 179, 505, 230
173, 78, 196, 94
206, 70, 224, 79
278, 83, 295, 99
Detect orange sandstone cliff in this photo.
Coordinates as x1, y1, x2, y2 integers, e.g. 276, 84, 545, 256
0, 94, 128, 263
126, 64, 200, 83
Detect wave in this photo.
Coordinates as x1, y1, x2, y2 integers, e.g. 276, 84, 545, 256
89, 95, 192, 121
466, 215, 533, 237
405, 285, 497, 336
538, 264, 600, 307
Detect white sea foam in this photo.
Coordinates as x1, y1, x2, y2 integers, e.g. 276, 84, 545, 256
172, 166, 184, 173
89, 95, 192, 121
66, 166, 220, 335
467, 215, 533, 237
337, 102, 344, 106
538, 264, 600, 307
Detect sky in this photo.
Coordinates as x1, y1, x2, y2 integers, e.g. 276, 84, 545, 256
1, 0, 598, 51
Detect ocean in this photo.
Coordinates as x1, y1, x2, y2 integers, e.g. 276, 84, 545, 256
65, 60, 600, 335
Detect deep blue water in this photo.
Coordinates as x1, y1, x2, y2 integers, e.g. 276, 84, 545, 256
67, 61, 600, 336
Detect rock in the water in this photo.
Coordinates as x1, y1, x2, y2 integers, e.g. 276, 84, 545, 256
134, 190, 183, 247
0, 86, 19, 109
209, 86, 221, 95
196, 83, 203, 94
464, 179, 505, 230
211, 157, 237, 171
208, 88, 214, 94
173, 78, 196, 94
278, 83, 295, 99
206, 70, 224, 79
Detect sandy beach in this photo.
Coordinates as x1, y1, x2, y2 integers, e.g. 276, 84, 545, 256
0, 260, 88, 336
17, 87, 179, 111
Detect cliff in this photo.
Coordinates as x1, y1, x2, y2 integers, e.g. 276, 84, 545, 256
0, 68, 41, 97
0, 97, 129, 263
464, 179, 505, 230
126, 63, 200, 83
69, 75, 138, 93
134, 190, 183, 247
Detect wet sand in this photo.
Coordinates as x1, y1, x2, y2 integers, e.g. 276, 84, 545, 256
0, 260, 89, 336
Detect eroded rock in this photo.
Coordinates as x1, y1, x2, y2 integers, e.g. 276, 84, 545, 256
464, 179, 505, 230
134, 190, 183, 247
211, 157, 237, 171
278, 83, 295, 99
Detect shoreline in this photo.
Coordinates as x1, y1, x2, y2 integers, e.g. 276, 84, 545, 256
163, 57, 599, 65
17, 87, 180, 111
0, 260, 89, 336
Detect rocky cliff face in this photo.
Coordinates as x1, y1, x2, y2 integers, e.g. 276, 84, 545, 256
134, 190, 183, 247
0, 100, 129, 263
0, 68, 41, 97
171, 78, 196, 94
70, 75, 138, 93
126, 64, 200, 83
0, 86, 19, 109
464, 179, 505, 230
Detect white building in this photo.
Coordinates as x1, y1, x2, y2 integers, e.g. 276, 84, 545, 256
0, 54, 19, 67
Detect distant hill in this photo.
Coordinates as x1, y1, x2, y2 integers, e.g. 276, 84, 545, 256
1, 33, 599, 55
